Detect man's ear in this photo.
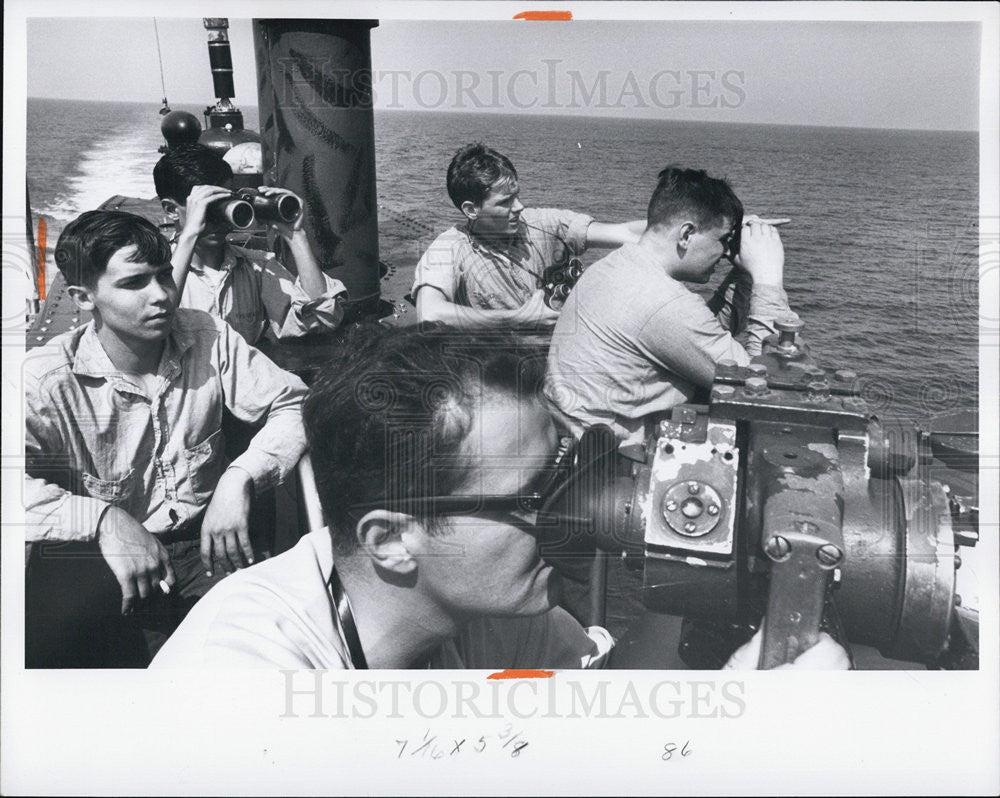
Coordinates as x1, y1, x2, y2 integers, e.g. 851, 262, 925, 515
66, 283, 96, 313
677, 221, 697, 252
355, 510, 421, 575
160, 198, 182, 220
459, 200, 480, 221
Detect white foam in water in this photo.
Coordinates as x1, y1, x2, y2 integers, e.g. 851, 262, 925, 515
39, 128, 161, 222
32, 124, 164, 293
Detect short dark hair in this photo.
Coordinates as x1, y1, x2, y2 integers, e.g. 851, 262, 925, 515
54, 210, 173, 287
303, 323, 547, 554
647, 166, 743, 235
153, 143, 234, 204
446, 143, 518, 209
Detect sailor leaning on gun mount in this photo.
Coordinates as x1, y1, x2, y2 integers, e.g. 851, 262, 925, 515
546, 165, 798, 448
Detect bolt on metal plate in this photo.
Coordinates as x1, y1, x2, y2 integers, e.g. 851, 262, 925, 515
661, 480, 725, 537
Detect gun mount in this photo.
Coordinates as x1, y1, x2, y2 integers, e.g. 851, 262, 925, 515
540, 318, 979, 669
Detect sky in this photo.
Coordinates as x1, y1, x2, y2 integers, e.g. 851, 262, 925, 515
21, 15, 984, 131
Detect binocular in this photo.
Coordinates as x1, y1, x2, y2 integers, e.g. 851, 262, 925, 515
542, 256, 586, 310
206, 189, 302, 230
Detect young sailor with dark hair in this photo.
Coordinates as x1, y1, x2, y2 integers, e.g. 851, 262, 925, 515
154, 143, 347, 345
546, 165, 798, 446
151, 324, 847, 671
412, 143, 646, 330
24, 210, 308, 667
545, 165, 798, 644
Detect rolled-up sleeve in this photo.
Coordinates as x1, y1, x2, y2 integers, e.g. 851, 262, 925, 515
411, 229, 463, 302
257, 255, 347, 340
745, 283, 798, 356
707, 272, 797, 355
562, 210, 595, 254
216, 321, 309, 492
638, 281, 797, 390
24, 476, 108, 543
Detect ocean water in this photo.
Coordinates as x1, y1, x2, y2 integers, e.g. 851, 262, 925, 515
25, 98, 979, 422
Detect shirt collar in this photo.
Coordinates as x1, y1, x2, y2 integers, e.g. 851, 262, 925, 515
71, 317, 195, 383
70, 322, 117, 378
461, 219, 527, 256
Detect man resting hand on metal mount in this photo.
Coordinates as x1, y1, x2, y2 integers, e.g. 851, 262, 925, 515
546, 165, 798, 448
412, 143, 646, 330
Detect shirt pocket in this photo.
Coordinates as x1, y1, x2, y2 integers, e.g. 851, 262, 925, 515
182, 427, 225, 504
82, 468, 135, 505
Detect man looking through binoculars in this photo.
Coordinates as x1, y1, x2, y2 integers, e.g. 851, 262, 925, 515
154, 143, 347, 346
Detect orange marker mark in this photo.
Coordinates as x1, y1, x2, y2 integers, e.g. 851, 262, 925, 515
487, 669, 555, 680
513, 11, 573, 21
37, 217, 47, 302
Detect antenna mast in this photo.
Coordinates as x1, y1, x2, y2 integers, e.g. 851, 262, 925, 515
154, 18, 171, 114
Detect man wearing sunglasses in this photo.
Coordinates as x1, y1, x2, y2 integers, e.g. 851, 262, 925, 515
152, 325, 845, 670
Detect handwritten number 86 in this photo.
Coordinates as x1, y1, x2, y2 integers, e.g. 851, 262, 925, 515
662, 741, 692, 761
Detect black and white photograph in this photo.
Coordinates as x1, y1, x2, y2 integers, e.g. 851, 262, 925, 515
2, 1, 998, 794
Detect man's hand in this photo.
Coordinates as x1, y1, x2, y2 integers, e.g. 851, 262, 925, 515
200, 467, 255, 576
723, 628, 851, 670
97, 506, 175, 615
512, 289, 561, 328
258, 186, 305, 241
179, 184, 233, 240
733, 220, 785, 286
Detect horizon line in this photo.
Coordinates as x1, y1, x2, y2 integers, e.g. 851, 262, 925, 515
25, 95, 979, 135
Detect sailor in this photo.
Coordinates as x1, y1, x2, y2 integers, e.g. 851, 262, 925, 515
24, 211, 308, 667
154, 143, 347, 346
546, 165, 799, 446
411, 143, 646, 330
544, 165, 800, 644
151, 324, 846, 670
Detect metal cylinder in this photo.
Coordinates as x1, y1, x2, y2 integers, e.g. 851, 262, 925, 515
205, 19, 236, 101
253, 18, 381, 314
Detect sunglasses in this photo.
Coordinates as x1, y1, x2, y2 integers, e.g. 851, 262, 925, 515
345, 438, 589, 527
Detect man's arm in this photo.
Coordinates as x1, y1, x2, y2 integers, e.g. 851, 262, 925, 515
729, 221, 798, 357
25, 383, 174, 611
584, 219, 646, 249
708, 216, 793, 336
200, 321, 309, 574
253, 187, 349, 339
255, 250, 348, 339
416, 286, 559, 329
169, 184, 233, 296
639, 222, 796, 388
259, 186, 331, 301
